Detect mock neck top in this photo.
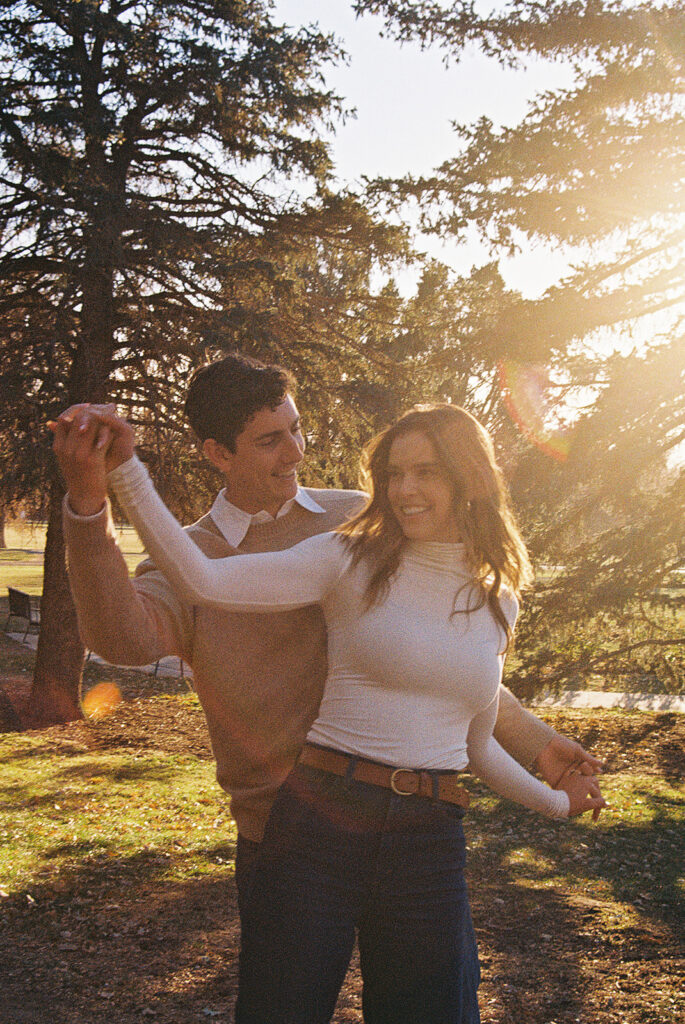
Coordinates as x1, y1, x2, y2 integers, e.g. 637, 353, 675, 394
108, 455, 569, 819
405, 539, 473, 574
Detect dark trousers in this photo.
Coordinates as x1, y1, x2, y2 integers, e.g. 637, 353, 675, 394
234, 763, 481, 1024
235, 832, 262, 919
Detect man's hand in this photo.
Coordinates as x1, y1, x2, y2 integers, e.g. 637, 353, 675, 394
535, 735, 607, 821
49, 404, 135, 517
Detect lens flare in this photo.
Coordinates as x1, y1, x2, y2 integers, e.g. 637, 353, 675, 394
82, 681, 122, 720
497, 360, 570, 462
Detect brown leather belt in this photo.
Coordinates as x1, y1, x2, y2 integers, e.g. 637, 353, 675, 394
299, 743, 470, 809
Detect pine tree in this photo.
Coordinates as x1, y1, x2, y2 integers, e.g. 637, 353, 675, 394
358, 0, 684, 688
0, 0, 405, 723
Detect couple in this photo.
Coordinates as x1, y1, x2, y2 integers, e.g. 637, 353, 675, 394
53, 353, 605, 1024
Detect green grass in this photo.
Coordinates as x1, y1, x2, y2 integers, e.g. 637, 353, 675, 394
465, 773, 685, 929
0, 558, 45, 596
4, 522, 144, 555
2, 523, 48, 551
0, 548, 145, 597
1, 716, 682, 935
0, 732, 235, 896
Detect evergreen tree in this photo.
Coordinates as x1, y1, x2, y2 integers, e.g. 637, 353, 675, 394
0, 0, 406, 723
358, 0, 684, 687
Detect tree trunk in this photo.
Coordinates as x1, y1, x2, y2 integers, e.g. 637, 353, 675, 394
28, 477, 86, 726
0, 506, 6, 549
27, 235, 116, 726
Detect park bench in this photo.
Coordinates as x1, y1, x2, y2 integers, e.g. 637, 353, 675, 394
4, 587, 41, 641
4, 587, 187, 683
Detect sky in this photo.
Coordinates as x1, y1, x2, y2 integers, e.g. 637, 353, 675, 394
271, 3, 685, 470
272, 0, 578, 297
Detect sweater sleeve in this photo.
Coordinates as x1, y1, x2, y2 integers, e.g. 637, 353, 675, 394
466, 694, 570, 819
493, 685, 557, 767
63, 496, 192, 664
108, 456, 347, 611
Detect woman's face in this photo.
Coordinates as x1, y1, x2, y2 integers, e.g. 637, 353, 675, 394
386, 430, 461, 543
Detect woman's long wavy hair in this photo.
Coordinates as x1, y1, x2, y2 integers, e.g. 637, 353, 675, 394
337, 404, 533, 647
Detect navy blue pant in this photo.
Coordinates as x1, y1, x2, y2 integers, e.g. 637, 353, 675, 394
235, 763, 481, 1024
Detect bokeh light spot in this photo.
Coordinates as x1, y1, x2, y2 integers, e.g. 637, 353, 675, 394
83, 681, 122, 720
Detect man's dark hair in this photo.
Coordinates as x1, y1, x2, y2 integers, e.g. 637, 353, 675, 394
184, 352, 296, 451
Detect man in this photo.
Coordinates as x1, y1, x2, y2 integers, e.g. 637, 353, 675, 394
53, 352, 604, 907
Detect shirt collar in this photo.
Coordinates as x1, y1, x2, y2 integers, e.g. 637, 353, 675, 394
209, 486, 325, 547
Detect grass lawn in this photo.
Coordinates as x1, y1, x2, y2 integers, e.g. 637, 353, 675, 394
3, 725, 681, 922
4, 522, 144, 555
0, 551, 145, 597
0, 553, 46, 596
0, 727, 232, 895
0, 524, 145, 597
0, 683, 682, 1023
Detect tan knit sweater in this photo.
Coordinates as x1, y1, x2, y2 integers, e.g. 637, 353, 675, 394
64, 488, 555, 841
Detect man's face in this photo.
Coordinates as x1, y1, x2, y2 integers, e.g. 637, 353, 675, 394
215, 394, 305, 516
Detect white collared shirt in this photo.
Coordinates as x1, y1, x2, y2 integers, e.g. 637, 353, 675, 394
210, 487, 325, 547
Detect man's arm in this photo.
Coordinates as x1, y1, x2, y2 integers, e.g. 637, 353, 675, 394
64, 499, 192, 665
494, 685, 605, 818
467, 696, 606, 819
53, 406, 191, 665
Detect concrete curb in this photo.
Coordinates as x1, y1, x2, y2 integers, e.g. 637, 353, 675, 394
531, 690, 685, 713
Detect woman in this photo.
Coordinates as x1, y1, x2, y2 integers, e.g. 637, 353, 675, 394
78, 402, 602, 1024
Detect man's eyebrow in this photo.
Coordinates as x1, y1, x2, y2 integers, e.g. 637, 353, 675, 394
253, 418, 300, 442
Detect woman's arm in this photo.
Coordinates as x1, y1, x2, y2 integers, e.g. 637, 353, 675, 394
466, 697, 603, 820
108, 455, 346, 611
488, 589, 605, 815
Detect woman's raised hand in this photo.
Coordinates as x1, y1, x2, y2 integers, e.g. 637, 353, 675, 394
49, 404, 136, 516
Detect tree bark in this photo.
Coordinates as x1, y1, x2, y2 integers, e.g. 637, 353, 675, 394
28, 477, 86, 726
27, 229, 116, 726
0, 506, 6, 549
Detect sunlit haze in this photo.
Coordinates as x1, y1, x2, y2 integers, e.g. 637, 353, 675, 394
273, 0, 578, 296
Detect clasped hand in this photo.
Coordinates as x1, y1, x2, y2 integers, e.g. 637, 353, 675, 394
535, 735, 606, 820
49, 404, 135, 516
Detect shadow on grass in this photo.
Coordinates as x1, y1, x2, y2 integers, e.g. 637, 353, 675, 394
468, 786, 685, 934
2, 790, 683, 1024
0, 738, 92, 763
613, 714, 684, 781
464, 788, 684, 1023
0, 758, 183, 812
58, 759, 184, 783
0, 843, 242, 1024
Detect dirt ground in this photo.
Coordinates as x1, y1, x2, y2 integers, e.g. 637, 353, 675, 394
1, 674, 683, 1023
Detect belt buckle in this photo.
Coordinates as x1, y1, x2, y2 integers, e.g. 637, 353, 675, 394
390, 767, 417, 796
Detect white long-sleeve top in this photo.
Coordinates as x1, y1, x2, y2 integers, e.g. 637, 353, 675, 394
109, 456, 569, 819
